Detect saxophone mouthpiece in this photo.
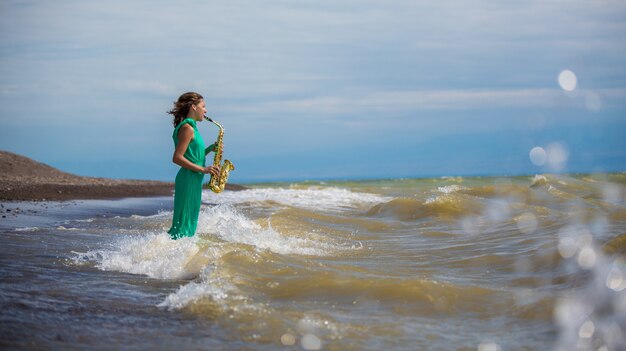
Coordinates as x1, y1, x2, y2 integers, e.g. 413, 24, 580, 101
203, 115, 214, 123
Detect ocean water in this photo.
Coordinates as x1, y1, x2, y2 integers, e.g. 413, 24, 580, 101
1, 174, 625, 350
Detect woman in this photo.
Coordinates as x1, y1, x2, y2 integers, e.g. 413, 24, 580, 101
167, 92, 219, 239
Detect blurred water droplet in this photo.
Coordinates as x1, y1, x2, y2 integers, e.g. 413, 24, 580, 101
486, 199, 511, 222
577, 247, 597, 269
558, 69, 577, 91
577, 229, 593, 248
585, 91, 602, 111
602, 183, 623, 204
297, 318, 317, 334
558, 237, 577, 258
516, 212, 538, 234
301, 334, 322, 350
546, 142, 569, 171
478, 341, 501, 351
281, 333, 296, 346
578, 320, 595, 338
529, 147, 547, 166
606, 266, 624, 292
461, 216, 481, 236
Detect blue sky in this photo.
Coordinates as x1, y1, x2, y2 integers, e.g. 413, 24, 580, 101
1, 0, 625, 183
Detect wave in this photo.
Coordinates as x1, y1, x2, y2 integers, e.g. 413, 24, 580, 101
14, 226, 40, 232
197, 205, 344, 256
158, 251, 554, 322
366, 194, 482, 221
203, 187, 393, 212
73, 204, 347, 280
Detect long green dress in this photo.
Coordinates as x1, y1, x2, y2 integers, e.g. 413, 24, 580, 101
167, 118, 212, 239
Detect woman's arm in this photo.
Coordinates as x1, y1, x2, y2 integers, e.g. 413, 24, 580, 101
173, 125, 219, 175
205, 142, 216, 155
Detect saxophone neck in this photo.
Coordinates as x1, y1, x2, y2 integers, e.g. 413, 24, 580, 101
204, 115, 223, 130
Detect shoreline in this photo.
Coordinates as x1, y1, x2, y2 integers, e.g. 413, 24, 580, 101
0, 150, 247, 202
0, 181, 174, 202
0, 181, 249, 202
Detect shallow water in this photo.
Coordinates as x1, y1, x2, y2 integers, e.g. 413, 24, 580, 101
1, 174, 625, 350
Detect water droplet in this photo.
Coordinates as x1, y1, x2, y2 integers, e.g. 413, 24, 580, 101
546, 142, 569, 171
602, 183, 623, 204
606, 266, 624, 292
558, 69, 577, 91
577, 247, 597, 269
297, 318, 317, 334
578, 320, 595, 338
486, 199, 511, 222
281, 333, 296, 346
558, 237, 577, 258
516, 212, 538, 235
576, 230, 593, 248
461, 216, 481, 236
478, 341, 501, 351
301, 334, 322, 350
529, 147, 547, 166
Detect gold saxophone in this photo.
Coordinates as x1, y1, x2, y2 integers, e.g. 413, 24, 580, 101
204, 116, 235, 193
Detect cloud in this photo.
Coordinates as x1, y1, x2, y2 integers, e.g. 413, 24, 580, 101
219, 88, 626, 117
0, 0, 625, 180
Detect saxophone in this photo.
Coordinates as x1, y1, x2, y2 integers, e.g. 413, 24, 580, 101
204, 116, 235, 193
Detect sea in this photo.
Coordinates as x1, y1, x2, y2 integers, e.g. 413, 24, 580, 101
1, 173, 625, 351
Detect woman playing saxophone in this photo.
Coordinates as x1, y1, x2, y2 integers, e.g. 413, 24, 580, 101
166, 92, 220, 239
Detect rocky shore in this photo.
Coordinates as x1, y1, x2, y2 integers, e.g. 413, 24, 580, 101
0, 151, 245, 201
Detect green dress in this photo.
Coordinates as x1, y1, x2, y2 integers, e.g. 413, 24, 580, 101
168, 118, 212, 239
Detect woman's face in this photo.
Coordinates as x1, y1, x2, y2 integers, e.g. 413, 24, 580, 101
190, 99, 206, 121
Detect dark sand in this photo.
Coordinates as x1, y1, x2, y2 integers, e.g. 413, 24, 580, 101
0, 151, 246, 201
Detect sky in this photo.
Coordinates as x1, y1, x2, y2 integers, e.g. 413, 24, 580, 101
1, 0, 625, 183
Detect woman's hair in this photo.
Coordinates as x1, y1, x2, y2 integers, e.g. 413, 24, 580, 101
167, 92, 204, 127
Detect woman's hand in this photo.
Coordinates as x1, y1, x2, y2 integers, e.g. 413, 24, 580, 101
203, 165, 221, 176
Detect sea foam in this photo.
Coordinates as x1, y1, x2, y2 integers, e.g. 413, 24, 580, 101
75, 203, 340, 281
203, 187, 392, 211
197, 205, 339, 256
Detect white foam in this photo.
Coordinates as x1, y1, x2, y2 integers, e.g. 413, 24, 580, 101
14, 227, 39, 232
198, 205, 337, 256
159, 282, 216, 310
203, 187, 392, 211
530, 174, 549, 187
76, 233, 204, 279
158, 275, 234, 310
74, 205, 338, 281
437, 185, 466, 194
130, 211, 172, 219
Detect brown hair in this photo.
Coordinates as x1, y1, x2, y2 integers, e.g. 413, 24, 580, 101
167, 92, 204, 127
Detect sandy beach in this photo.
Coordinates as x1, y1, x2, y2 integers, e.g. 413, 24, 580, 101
0, 151, 245, 201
